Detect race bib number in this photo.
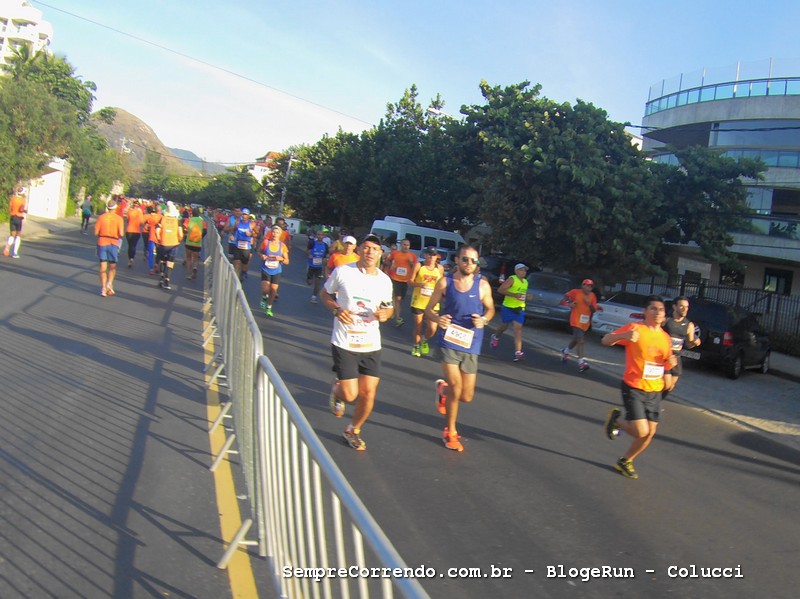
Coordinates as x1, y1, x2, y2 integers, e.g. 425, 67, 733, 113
396, 266, 408, 277
579, 314, 590, 324
421, 287, 433, 297
346, 328, 373, 350
237, 240, 250, 250
670, 336, 684, 351
642, 361, 665, 380
266, 259, 279, 269
443, 323, 475, 349
312, 257, 322, 266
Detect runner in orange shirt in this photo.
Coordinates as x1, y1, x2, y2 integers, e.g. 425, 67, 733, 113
384, 239, 418, 327
601, 295, 677, 479
155, 202, 184, 290
325, 235, 359, 278
124, 200, 144, 267
561, 279, 601, 372
3, 187, 26, 258
94, 198, 125, 296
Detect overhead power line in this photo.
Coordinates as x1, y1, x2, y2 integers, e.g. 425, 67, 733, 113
34, 1, 373, 126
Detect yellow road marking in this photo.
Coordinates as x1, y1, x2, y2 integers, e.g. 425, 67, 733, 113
204, 315, 260, 598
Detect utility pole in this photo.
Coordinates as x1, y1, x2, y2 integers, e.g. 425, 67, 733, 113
278, 152, 295, 217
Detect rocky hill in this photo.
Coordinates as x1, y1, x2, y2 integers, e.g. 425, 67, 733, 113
91, 108, 200, 178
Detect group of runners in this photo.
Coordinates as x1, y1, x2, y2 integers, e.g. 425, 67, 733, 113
82, 203, 701, 478
307, 233, 701, 480
88, 196, 207, 296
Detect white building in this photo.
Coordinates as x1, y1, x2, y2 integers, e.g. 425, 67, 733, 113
0, 0, 52, 69
642, 58, 800, 294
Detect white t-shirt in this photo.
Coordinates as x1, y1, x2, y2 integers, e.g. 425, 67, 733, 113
324, 263, 393, 353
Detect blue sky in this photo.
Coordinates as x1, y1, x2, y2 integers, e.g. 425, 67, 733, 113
33, 0, 800, 164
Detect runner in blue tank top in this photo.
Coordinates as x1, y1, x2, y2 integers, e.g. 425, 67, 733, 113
425, 245, 495, 452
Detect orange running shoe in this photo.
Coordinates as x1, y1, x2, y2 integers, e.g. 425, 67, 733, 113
443, 430, 463, 452
442, 426, 461, 441
435, 379, 448, 415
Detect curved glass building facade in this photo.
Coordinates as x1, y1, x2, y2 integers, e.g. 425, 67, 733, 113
642, 59, 800, 291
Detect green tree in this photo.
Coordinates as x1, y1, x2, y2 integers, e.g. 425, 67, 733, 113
164, 175, 210, 203
194, 170, 258, 209
286, 87, 478, 231
466, 81, 674, 281
0, 77, 76, 207
128, 149, 168, 199
658, 147, 764, 268
67, 126, 125, 199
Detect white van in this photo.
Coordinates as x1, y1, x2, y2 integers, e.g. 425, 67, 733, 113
369, 216, 465, 256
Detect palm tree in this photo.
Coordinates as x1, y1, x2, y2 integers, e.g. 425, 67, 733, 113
1, 44, 45, 79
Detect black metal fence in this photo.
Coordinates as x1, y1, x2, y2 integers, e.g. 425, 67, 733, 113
606, 275, 800, 338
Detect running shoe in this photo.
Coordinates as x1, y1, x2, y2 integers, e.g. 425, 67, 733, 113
343, 425, 366, 451
435, 379, 448, 415
615, 457, 638, 479
561, 347, 569, 363
3, 246, 9, 257
259, 298, 267, 310
100, 288, 107, 297
579, 360, 590, 373
490, 334, 499, 349
411, 345, 421, 357
310, 295, 318, 304
443, 430, 463, 452
420, 341, 429, 355
106, 287, 116, 296
265, 307, 274, 317
604, 408, 621, 440
329, 381, 345, 418
11, 254, 19, 258
162, 281, 172, 291
127, 259, 133, 268
513, 351, 525, 362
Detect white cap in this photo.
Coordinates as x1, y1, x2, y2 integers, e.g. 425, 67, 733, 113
343, 235, 357, 245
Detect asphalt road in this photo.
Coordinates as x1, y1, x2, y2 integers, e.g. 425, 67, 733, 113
249, 247, 800, 599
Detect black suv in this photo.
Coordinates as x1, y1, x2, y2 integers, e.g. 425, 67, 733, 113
684, 297, 771, 379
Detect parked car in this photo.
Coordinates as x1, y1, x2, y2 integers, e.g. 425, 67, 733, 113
524, 272, 583, 325
591, 291, 650, 335
684, 297, 771, 379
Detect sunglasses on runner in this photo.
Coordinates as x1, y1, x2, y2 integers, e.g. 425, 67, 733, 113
460, 256, 480, 265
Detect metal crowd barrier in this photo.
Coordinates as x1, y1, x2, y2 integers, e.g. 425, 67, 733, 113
201, 222, 430, 598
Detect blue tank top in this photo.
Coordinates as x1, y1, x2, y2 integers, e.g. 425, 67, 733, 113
234, 221, 252, 249
261, 241, 285, 275
308, 240, 327, 268
438, 275, 484, 354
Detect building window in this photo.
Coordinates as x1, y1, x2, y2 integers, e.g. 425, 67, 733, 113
763, 268, 793, 295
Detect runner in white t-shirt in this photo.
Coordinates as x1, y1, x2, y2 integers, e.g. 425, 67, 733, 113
320, 234, 394, 451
